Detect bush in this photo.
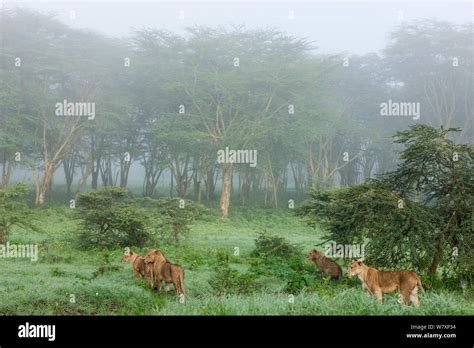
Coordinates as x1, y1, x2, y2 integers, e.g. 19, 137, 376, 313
209, 263, 259, 296
141, 197, 209, 243
251, 231, 301, 258
249, 233, 319, 294
0, 183, 37, 243
74, 187, 153, 249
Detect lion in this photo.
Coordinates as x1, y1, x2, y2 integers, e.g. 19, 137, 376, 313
144, 249, 185, 298
307, 249, 342, 279
347, 259, 423, 306
122, 251, 154, 287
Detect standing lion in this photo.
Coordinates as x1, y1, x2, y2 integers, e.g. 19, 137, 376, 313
347, 259, 423, 306
144, 249, 185, 298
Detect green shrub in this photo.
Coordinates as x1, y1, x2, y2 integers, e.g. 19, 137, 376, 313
141, 197, 209, 243
0, 183, 37, 243
209, 263, 259, 295
249, 233, 319, 294
251, 231, 301, 258
74, 187, 153, 249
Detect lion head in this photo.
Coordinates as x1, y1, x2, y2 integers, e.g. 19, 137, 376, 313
122, 251, 136, 262
307, 249, 324, 261
144, 249, 167, 265
347, 259, 365, 277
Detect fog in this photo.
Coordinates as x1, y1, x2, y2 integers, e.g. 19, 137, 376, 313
1, 0, 472, 203
7, 1, 472, 54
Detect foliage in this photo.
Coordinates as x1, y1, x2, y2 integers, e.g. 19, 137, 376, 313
1, 206, 473, 315
296, 125, 473, 281
251, 231, 302, 258
141, 197, 209, 243
74, 188, 152, 249
249, 232, 320, 293
209, 262, 259, 296
0, 183, 37, 242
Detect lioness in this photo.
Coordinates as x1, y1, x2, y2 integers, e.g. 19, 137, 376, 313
308, 249, 342, 279
144, 250, 185, 298
347, 259, 422, 306
122, 251, 154, 287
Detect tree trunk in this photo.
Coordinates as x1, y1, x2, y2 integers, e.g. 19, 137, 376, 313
270, 173, 279, 208
263, 173, 269, 207
35, 162, 56, 206
193, 174, 202, 203
1, 157, 12, 190
220, 164, 232, 219
429, 239, 444, 276
205, 167, 215, 200
240, 173, 250, 205
63, 151, 77, 196
0, 226, 7, 243
120, 154, 132, 188
230, 168, 234, 196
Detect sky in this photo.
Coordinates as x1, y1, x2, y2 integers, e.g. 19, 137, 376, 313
3, 0, 473, 55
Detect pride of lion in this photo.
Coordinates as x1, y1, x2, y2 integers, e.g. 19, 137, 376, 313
124, 247, 422, 306
123, 249, 185, 299
308, 250, 423, 306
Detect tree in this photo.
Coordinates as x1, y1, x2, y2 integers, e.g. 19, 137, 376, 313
384, 20, 473, 142
142, 197, 208, 243
75, 187, 152, 249
0, 183, 36, 243
296, 125, 473, 280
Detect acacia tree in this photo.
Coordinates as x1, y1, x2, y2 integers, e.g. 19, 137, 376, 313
0, 183, 36, 243
177, 27, 314, 218
384, 20, 473, 141
296, 125, 473, 280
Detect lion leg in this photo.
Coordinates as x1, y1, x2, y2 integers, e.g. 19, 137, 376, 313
399, 283, 412, 305
155, 277, 163, 291
410, 287, 420, 307
397, 293, 404, 304
374, 289, 383, 304
362, 283, 371, 297
165, 282, 171, 292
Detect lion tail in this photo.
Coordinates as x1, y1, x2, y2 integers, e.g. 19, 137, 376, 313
178, 267, 185, 297
417, 276, 425, 293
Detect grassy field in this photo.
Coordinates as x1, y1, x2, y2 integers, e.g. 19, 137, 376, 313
1, 205, 472, 315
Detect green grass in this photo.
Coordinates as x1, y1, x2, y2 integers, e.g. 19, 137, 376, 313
0, 205, 472, 315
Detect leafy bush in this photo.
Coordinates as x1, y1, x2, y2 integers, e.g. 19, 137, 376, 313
209, 263, 259, 295
141, 197, 209, 243
0, 183, 37, 243
249, 233, 319, 293
75, 187, 153, 249
251, 231, 301, 258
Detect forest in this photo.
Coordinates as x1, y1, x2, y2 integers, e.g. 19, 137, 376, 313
0, 8, 472, 315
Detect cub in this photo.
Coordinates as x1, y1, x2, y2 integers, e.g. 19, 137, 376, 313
347, 259, 422, 306
307, 249, 342, 279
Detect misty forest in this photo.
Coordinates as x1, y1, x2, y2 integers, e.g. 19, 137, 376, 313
0, 6, 473, 315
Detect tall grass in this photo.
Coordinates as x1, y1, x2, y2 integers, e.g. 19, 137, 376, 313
0, 206, 471, 315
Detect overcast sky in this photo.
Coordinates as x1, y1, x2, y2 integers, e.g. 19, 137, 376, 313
4, 0, 473, 55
